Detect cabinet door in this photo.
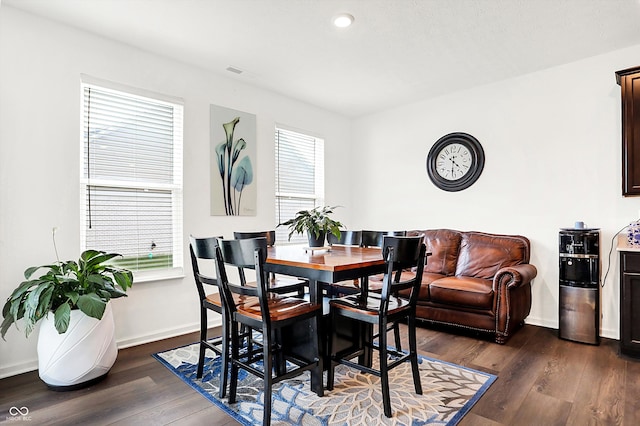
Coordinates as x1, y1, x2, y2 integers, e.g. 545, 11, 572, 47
617, 68, 640, 196
621, 251, 640, 357
621, 272, 640, 355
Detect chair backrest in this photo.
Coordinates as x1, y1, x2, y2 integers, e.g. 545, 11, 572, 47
218, 237, 268, 269
379, 235, 426, 312
327, 230, 362, 246
189, 235, 223, 302
214, 237, 271, 325
361, 230, 406, 248
233, 230, 276, 247
232, 231, 277, 282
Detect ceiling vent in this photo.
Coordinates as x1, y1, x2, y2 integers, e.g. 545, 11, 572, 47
226, 66, 243, 74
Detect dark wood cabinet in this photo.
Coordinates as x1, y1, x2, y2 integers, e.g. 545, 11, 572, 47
619, 251, 640, 357
616, 66, 640, 196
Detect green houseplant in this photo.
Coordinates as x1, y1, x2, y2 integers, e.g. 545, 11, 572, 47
1, 231, 134, 389
1, 249, 133, 339
278, 205, 344, 247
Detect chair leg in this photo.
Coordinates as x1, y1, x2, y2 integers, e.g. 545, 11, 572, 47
197, 308, 207, 379
262, 325, 273, 426
379, 319, 392, 418
408, 315, 422, 395
228, 321, 240, 404
218, 316, 229, 399
393, 322, 402, 351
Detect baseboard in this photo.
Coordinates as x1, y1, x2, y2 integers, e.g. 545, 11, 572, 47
116, 321, 204, 350
0, 359, 39, 380
0, 318, 223, 380
524, 315, 555, 329
526, 316, 619, 340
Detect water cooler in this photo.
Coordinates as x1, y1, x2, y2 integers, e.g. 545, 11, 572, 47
558, 228, 600, 345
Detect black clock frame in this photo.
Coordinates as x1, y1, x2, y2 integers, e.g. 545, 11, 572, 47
426, 132, 485, 192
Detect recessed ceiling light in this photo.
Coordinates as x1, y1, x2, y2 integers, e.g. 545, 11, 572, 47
333, 13, 354, 28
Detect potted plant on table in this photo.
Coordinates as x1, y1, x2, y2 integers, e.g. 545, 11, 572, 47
278, 205, 344, 247
1, 230, 133, 390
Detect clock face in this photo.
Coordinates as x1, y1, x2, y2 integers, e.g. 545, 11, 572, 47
435, 143, 472, 181
426, 133, 485, 192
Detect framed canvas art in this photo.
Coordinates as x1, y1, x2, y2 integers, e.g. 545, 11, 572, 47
210, 105, 257, 216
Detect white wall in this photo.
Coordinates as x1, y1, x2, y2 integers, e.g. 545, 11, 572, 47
351, 44, 640, 338
0, 7, 352, 378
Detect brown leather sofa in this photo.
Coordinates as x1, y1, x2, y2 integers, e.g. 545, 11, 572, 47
402, 229, 537, 344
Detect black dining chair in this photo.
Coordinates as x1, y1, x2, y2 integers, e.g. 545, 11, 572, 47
327, 230, 362, 247
327, 235, 426, 418
214, 237, 324, 426
326, 230, 363, 296
361, 230, 406, 248
189, 235, 241, 398
233, 230, 307, 296
360, 230, 407, 348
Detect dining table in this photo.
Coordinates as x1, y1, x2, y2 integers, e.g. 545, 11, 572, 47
265, 244, 386, 392
265, 244, 385, 305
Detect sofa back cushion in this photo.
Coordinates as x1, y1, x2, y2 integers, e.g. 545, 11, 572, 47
456, 232, 530, 279
409, 229, 461, 276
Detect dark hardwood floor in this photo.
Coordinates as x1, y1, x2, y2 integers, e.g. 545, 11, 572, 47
1, 324, 638, 425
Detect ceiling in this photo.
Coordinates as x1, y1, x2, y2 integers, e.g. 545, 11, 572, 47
5, 0, 640, 117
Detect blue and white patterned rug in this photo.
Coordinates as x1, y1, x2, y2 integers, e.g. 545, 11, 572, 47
153, 341, 496, 425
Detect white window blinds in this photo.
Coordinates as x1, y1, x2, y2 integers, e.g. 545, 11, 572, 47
81, 82, 183, 277
275, 127, 324, 244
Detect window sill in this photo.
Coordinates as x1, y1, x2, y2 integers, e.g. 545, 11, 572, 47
133, 267, 185, 283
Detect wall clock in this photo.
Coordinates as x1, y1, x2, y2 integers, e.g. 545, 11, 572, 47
426, 132, 485, 192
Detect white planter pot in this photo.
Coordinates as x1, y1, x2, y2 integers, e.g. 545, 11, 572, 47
37, 302, 118, 390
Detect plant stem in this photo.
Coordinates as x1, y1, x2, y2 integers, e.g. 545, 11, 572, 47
52, 227, 60, 263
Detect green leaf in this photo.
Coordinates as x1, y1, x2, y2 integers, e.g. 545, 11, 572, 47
23, 283, 52, 325
97, 289, 114, 300
65, 291, 79, 305
77, 293, 106, 320
112, 270, 133, 292
37, 287, 54, 318
54, 303, 71, 334
24, 266, 42, 280
1, 314, 15, 340
87, 273, 109, 286
83, 251, 118, 271
8, 281, 35, 303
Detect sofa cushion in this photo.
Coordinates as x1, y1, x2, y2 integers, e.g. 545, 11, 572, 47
409, 229, 461, 276
393, 271, 446, 299
429, 276, 494, 309
455, 232, 530, 280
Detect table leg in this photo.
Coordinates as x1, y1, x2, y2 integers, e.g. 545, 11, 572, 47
307, 278, 324, 392
358, 276, 372, 368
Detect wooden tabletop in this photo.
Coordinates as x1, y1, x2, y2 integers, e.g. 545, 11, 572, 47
266, 245, 384, 272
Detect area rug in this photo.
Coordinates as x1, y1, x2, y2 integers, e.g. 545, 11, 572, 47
153, 341, 496, 425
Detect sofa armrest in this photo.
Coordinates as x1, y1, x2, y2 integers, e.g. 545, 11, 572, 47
493, 264, 537, 290
493, 263, 537, 342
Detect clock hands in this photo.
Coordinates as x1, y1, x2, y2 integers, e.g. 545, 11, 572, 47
447, 155, 468, 178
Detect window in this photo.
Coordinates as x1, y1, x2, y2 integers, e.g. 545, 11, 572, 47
81, 79, 183, 279
275, 126, 324, 244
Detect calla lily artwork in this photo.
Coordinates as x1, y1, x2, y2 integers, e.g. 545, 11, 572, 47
210, 105, 256, 216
